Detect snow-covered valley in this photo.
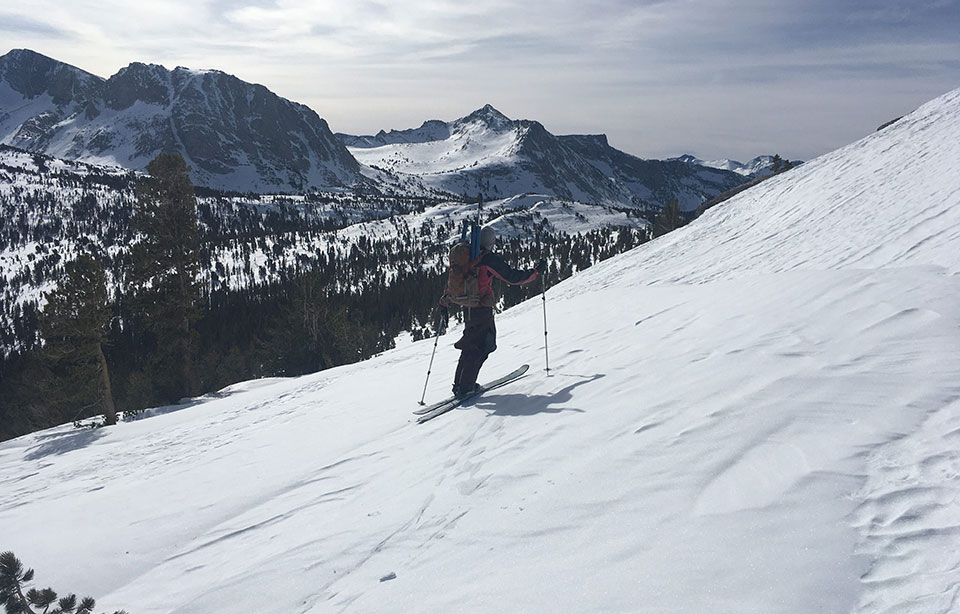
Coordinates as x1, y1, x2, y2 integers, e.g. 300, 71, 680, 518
1, 86, 959, 614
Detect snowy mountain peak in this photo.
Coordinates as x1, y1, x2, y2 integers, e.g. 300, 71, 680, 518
672, 154, 699, 164
336, 106, 518, 151
104, 61, 171, 110
341, 106, 746, 208
1, 48, 39, 63
0, 49, 362, 192
0, 48, 85, 78
0, 49, 101, 105
457, 103, 512, 130
670, 153, 790, 177
337, 119, 452, 149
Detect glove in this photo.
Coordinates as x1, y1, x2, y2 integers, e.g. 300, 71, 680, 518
535, 259, 547, 275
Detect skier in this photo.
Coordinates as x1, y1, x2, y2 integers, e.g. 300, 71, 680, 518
440, 226, 546, 398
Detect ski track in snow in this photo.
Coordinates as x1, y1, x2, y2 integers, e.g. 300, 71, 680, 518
1, 88, 960, 613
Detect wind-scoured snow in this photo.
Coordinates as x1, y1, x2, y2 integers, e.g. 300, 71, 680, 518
2, 88, 960, 613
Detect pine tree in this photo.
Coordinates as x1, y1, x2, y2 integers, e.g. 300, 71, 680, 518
0, 551, 126, 614
260, 271, 354, 376
128, 153, 202, 401
38, 254, 117, 426
653, 198, 685, 238
772, 154, 794, 174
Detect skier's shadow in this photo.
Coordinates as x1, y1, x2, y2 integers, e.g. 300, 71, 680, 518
468, 374, 603, 418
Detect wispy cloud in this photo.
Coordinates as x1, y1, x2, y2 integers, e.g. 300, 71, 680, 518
0, 13, 71, 38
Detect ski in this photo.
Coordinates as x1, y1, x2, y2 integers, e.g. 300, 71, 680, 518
414, 364, 529, 415
415, 364, 530, 423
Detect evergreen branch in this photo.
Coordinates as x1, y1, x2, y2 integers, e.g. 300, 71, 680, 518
0, 553, 120, 614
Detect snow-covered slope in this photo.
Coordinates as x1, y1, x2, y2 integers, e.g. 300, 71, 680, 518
0, 49, 362, 192
2, 88, 960, 614
341, 106, 746, 210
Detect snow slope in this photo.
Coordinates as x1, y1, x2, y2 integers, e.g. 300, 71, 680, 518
1, 88, 960, 613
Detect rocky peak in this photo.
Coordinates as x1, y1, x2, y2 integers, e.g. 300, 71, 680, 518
104, 62, 171, 109
515, 120, 555, 152
1, 49, 363, 192
557, 134, 611, 157
457, 104, 513, 131
0, 49, 102, 105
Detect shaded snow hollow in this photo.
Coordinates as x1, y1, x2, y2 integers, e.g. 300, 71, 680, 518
2, 88, 960, 613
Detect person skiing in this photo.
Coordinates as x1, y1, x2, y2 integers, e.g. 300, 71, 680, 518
440, 226, 546, 398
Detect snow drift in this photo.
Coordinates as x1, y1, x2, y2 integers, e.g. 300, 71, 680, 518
1, 88, 960, 613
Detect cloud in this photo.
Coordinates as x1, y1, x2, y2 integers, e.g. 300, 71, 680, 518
1, 0, 958, 161
0, 14, 70, 38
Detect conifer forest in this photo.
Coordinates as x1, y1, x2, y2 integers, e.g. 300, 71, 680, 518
0, 147, 655, 441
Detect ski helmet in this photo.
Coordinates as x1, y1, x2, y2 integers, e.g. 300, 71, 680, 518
480, 226, 496, 249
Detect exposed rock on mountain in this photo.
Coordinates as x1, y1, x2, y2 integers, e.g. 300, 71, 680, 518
560, 134, 745, 211
0, 49, 362, 192
342, 105, 747, 210
670, 153, 801, 178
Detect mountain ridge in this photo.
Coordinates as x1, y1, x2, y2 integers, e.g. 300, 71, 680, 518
3, 49, 771, 207
340, 105, 748, 210
0, 49, 362, 192
669, 153, 798, 177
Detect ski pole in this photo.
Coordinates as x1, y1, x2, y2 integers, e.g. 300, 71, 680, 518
419, 308, 447, 405
541, 275, 550, 374
419, 327, 442, 405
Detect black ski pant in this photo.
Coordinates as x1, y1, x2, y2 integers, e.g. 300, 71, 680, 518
453, 307, 497, 392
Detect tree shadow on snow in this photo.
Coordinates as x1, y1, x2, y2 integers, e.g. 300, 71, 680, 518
468, 374, 604, 418
24, 427, 108, 461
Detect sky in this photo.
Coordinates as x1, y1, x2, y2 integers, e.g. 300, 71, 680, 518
2, 0, 958, 162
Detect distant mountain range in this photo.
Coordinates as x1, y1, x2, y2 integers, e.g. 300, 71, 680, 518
0, 49, 361, 192
668, 154, 791, 177
1, 49, 771, 208
338, 105, 749, 211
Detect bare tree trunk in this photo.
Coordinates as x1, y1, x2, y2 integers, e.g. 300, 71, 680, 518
96, 342, 117, 426
181, 312, 195, 397
176, 256, 197, 398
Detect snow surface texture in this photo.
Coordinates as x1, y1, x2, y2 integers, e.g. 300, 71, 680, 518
2, 88, 960, 613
